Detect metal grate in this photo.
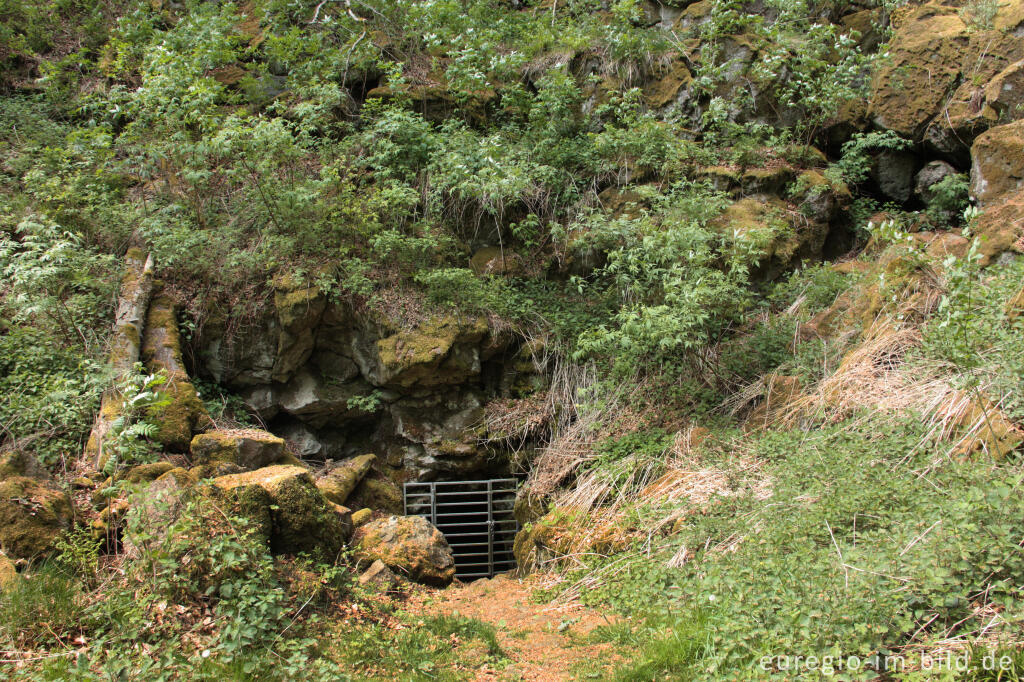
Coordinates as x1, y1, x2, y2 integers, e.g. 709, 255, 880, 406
404, 479, 519, 580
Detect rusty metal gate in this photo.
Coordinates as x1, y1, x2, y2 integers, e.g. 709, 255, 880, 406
403, 479, 519, 580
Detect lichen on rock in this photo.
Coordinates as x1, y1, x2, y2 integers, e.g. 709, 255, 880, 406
353, 515, 456, 587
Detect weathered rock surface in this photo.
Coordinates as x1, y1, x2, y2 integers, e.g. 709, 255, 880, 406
971, 119, 1024, 206
213, 465, 349, 557
315, 454, 376, 505
141, 294, 213, 451
0, 476, 73, 560
871, 1, 1024, 152
191, 429, 286, 470
86, 248, 155, 467
353, 515, 456, 587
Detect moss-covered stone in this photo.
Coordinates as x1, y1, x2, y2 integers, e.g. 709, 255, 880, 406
0, 476, 73, 560
316, 454, 376, 505
870, 2, 1024, 141
213, 465, 349, 557
971, 119, 1024, 206
272, 277, 326, 384
141, 294, 213, 452
123, 461, 176, 485
375, 315, 488, 388
190, 429, 285, 470
347, 476, 403, 514
351, 508, 373, 527
353, 515, 456, 587
0, 551, 18, 591
0, 450, 46, 479
469, 246, 524, 277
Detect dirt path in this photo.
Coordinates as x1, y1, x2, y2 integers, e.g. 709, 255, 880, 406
405, 574, 623, 681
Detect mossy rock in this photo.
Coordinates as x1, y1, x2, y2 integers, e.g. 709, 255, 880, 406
190, 429, 285, 470
272, 276, 326, 384
141, 294, 213, 452
470, 246, 524, 277
971, 119, 1024, 206
353, 515, 455, 587
970, 198, 1024, 265
123, 461, 175, 485
375, 316, 488, 388
0, 450, 47, 479
189, 461, 246, 480
0, 551, 18, 591
347, 476, 403, 514
316, 454, 376, 505
213, 465, 349, 558
870, 2, 1024, 141
351, 508, 373, 527
0, 476, 73, 560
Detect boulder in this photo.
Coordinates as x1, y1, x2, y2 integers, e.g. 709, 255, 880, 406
190, 429, 286, 470
871, 150, 918, 203
141, 294, 213, 451
213, 465, 349, 557
347, 476, 404, 515
351, 508, 373, 527
0, 476, 73, 560
915, 160, 959, 203
0, 450, 46, 479
353, 515, 456, 587
316, 454, 376, 505
971, 119, 1024, 206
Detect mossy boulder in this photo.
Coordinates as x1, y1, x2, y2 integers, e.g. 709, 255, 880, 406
351, 508, 373, 527
971, 119, 1024, 206
123, 461, 176, 485
315, 454, 376, 505
353, 515, 456, 587
213, 465, 349, 557
0, 450, 46, 479
0, 476, 73, 560
715, 197, 828, 280
969, 199, 1024, 265
141, 294, 213, 451
375, 316, 488, 389
190, 429, 286, 470
347, 476, 403, 514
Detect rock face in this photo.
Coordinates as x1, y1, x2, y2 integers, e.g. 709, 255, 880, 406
198, 287, 529, 485
353, 515, 456, 587
969, 120, 1024, 264
213, 465, 349, 557
870, 1, 1024, 157
0, 475, 73, 560
191, 429, 287, 470
971, 120, 1024, 206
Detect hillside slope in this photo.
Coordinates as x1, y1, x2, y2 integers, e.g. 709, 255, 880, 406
2, 0, 1024, 679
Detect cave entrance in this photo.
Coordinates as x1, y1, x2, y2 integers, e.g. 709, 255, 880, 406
403, 479, 519, 580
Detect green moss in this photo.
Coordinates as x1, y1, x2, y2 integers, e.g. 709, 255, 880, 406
0, 476, 73, 560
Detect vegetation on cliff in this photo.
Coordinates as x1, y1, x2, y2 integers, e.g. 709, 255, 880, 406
3, 0, 1024, 678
